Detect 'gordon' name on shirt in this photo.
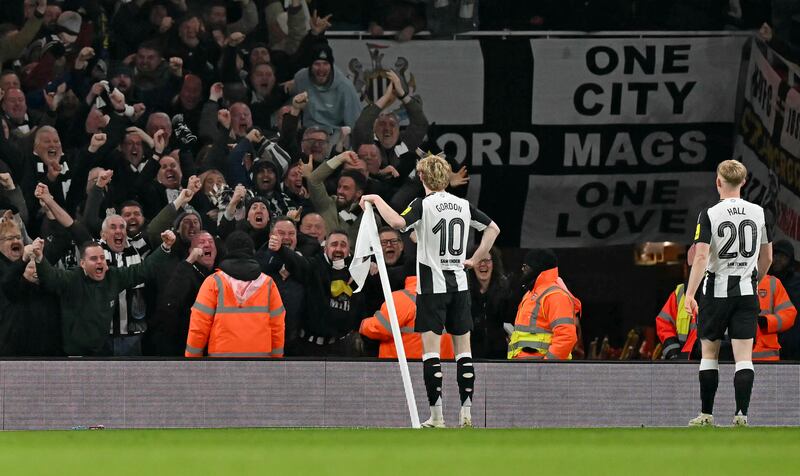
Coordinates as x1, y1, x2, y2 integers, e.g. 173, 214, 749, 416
435, 202, 463, 213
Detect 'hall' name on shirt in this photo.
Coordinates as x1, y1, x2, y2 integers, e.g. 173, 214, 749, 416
727, 207, 745, 216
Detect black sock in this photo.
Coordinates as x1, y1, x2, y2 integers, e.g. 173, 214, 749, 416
456, 355, 475, 407
699, 369, 719, 415
734, 369, 755, 416
423, 357, 442, 407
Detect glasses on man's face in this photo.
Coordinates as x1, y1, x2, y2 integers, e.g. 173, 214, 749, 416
380, 239, 401, 246
0, 234, 22, 242
478, 258, 492, 265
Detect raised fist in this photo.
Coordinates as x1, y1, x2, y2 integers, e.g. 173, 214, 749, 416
89, 132, 107, 153
161, 230, 177, 249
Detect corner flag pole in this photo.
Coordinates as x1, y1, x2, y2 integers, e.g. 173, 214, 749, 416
365, 203, 421, 429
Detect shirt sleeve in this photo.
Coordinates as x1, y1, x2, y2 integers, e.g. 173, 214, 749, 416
469, 204, 491, 231
761, 208, 773, 244
694, 209, 712, 244
400, 197, 423, 230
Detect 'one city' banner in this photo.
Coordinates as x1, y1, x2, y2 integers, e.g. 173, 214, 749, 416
734, 40, 800, 251
330, 35, 749, 247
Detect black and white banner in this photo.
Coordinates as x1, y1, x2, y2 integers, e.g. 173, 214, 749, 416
734, 40, 800, 251
331, 35, 749, 247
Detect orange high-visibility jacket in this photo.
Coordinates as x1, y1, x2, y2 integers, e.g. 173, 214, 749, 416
656, 284, 695, 357
359, 277, 454, 359
508, 267, 581, 360
185, 270, 285, 358
680, 275, 796, 361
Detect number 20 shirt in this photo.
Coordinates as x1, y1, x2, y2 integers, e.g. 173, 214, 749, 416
694, 197, 772, 298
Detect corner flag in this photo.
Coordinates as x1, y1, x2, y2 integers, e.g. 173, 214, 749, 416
349, 203, 421, 429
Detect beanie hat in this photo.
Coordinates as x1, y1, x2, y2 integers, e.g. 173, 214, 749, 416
309, 43, 334, 67
109, 63, 134, 79
773, 239, 796, 262
173, 209, 203, 231
57, 11, 82, 36
245, 195, 270, 215
224, 230, 255, 259
523, 248, 558, 278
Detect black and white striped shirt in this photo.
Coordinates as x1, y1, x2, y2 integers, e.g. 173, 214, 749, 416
401, 191, 492, 294
694, 198, 771, 298
101, 241, 147, 335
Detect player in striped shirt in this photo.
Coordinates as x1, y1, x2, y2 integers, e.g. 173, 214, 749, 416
362, 154, 500, 428
684, 160, 773, 427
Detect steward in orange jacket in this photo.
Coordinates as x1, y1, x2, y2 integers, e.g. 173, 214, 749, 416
656, 244, 696, 359
508, 249, 581, 360
670, 275, 796, 361
656, 283, 695, 359
186, 232, 285, 358
359, 276, 454, 359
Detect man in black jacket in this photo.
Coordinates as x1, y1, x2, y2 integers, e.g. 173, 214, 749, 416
146, 231, 217, 356
257, 217, 305, 356
0, 218, 62, 356
273, 229, 363, 356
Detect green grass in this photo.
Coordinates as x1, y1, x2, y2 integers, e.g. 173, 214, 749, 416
0, 427, 798, 475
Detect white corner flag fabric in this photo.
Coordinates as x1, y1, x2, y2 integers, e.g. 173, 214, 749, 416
349, 205, 380, 292
349, 203, 421, 429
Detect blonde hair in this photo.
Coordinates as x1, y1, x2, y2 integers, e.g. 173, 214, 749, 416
416, 154, 451, 192
717, 159, 747, 187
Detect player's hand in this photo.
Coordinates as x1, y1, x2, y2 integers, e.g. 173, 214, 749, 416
463, 259, 474, 269
359, 194, 379, 209
684, 295, 698, 317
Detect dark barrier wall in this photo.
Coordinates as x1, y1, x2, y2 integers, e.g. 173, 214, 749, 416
0, 361, 797, 430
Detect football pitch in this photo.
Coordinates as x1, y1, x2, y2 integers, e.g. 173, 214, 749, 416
1, 427, 799, 475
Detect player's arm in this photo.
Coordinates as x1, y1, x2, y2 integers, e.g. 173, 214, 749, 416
757, 210, 774, 282
465, 205, 500, 267
757, 243, 772, 282
360, 194, 413, 230
684, 209, 711, 316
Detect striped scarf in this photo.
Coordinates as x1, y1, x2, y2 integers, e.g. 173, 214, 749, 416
100, 240, 147, 336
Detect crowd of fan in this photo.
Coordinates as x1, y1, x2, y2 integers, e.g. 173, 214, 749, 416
0, 0, 522, 358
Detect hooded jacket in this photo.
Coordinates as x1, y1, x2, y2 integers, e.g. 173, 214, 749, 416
185, 256, 285, 357
292, 63, 361, 130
